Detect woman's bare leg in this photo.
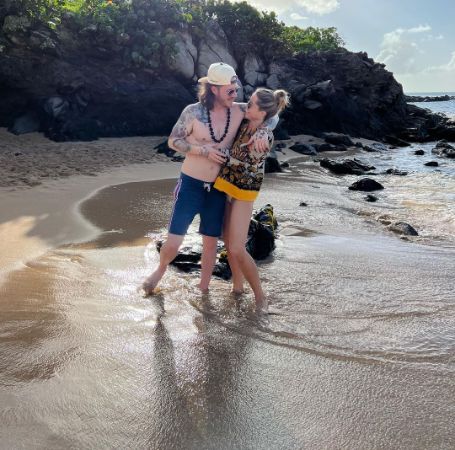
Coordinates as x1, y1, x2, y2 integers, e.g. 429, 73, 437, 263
227, 200, 267, 311
142, 233, 184, 294
223, 201, 245, 293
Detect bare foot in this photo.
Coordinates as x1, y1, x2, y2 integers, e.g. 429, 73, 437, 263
255, 298, 269, 315
196, 283, 209, 294
230, 288, 245, 296
142, 270, 163, 295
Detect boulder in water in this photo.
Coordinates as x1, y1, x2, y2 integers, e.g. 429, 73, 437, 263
388, 222, 418, 236
322, 132, 355, 146
349, 178, 384, 191
289, 143, 317, 155
320, 158, 375, 175
157, 204, 278, 279
385, 168, 408, 176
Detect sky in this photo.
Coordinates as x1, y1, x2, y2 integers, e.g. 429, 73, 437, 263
245, 0, 455, 93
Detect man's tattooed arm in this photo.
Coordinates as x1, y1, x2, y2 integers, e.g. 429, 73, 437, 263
168, 104, 217, 159
168, 104, 196, 154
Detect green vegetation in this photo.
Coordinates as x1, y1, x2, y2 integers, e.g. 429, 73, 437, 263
282, 26, 345, 53
1, 0, 344, 67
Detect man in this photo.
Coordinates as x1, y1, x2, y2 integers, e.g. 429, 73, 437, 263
142, 62, 272, 294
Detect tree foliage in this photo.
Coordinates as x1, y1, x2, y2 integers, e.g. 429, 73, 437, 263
281, 26, 345, 54
201, 1, 287, 60
1, 0, 345, 68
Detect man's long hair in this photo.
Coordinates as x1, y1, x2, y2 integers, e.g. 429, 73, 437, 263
198, 82, 217, 110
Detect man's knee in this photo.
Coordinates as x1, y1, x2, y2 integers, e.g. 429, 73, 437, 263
163, 234, 183, 255
203, 235, 218, 249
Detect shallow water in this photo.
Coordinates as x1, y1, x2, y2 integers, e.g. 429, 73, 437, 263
310, 143, 455, 245
1, 168, 454, 449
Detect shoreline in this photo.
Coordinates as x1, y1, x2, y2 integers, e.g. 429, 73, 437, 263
0, 126, 451, 282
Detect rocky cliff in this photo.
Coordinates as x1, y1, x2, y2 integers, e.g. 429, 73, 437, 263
1, 15, 453, 142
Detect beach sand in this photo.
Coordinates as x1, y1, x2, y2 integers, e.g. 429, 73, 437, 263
1, 129, 454, 449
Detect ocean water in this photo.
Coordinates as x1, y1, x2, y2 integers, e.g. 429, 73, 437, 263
367, 93, 455, 244
407, 91, 455, 118
2, 173, 453, 449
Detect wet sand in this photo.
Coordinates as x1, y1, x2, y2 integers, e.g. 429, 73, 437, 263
1, 131, 454, 449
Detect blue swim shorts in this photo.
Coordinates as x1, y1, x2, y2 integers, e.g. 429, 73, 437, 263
168, 173, 227, 237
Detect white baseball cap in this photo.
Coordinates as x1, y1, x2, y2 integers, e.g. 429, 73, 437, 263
198, 62, 238, 85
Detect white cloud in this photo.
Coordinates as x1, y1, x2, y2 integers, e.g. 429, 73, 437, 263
425, 51, 455, 73
294, 0, 340, 14
246, 0, 339, 15
408, 24, 431, 34
290, 12, 309, 20
421, 33, 444, 42
397, 51, 455, 92
376, 26, 434, 74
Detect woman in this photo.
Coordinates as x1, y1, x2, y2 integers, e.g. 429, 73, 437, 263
214, 88, 290, 313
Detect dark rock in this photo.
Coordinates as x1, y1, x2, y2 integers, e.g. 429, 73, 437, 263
276, 142, 286, 149
289, 143, 317, 155
348, 178, 384, 191
0, 20, 451, 144
320, 158, 375, 175
155, 205, 277, 279
47, 117, 100, 141
44, 96, 69, 119
385, 168, 408, 176
384, 135, 410, 147
424, 161, 439, 167
363, 142, 388, 152
274, 124, 290, 140
154, 141, 176, 157
299, 201, 308, 206
405, 94, 454, 102
365, 194, 378, 202
434, 140, 453, 149
246, 205, 278, 260
322, 132, 355, 146
9, 112, 40, 135
265, 157, 282, 173
355, 142, 364, 148
280, 161, 290, 168
315, 143, 347, 152
261, 50, 412, 140
414, 149, 425, 155
432, 140, 455, 158
429, 125, 455, 142
388, 222, 418, 236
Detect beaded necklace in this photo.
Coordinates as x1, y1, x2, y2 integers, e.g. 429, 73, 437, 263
207, 107, 230, 143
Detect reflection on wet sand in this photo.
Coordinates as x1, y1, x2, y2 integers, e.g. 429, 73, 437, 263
148, 294, 249, 450
0, 251, 79, 383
